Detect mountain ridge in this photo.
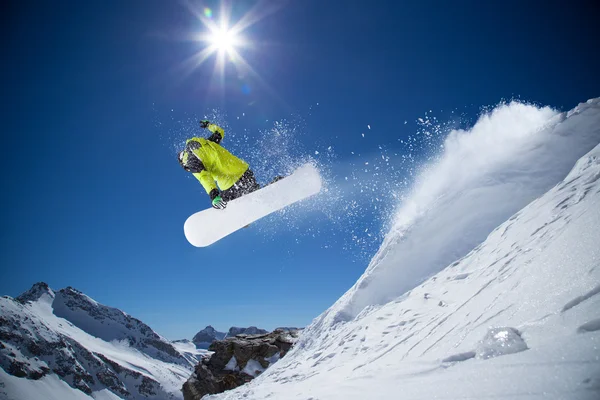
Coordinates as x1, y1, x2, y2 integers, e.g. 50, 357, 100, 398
0, 282, 202, 399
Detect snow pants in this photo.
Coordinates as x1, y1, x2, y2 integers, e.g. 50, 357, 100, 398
220, 169, 260, 202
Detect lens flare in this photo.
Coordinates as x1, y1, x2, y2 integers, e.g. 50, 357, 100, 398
178, 1, 287, 106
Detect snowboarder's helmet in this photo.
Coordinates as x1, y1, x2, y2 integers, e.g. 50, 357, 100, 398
199, 120, 210, 128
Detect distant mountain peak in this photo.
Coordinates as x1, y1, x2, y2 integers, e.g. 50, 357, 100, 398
193, 325, 227, 347
15, 282, 55, 304
1, 282, 200, 399
227, 326, 268, 337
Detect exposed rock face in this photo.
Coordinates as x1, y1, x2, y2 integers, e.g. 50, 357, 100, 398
15, 282, 55, 304
182, 328, 301, 400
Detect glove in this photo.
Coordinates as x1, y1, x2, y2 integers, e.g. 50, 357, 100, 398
199, 120, 210, 129
212, 195, 227, 210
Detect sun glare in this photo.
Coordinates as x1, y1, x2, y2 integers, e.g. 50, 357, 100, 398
209, 27, 239, 53
178, 1, 286, 103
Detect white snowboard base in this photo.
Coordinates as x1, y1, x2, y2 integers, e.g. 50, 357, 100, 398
184, 163, 322, 247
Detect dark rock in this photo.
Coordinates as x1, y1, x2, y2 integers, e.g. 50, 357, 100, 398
29, 367, 50, 380
139, 376, 159, 396
16, 282, 54, 304
145, 338, 181, 359
8, 361, 28, 378
73, 373, 94, 395
27, 340, 50, 356
183, 328, 301, 400
182, 362, 252, 400
96, 370, 122, 392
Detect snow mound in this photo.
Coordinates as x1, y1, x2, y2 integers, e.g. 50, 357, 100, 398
475, 327, 528, 360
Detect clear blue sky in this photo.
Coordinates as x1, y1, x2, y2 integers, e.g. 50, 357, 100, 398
2, 0, 598, 339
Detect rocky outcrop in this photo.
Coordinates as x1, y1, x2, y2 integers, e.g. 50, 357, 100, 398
182, 328, 301, 400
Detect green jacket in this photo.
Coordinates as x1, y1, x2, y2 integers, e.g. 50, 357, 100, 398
184, 124, 249, 194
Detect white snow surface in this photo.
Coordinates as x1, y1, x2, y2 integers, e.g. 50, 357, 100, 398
207, 99, 600, 400
172, 340, 209, 365
0, 287, 197, 400
224, 356, 239, 372
241, 360, 265, 378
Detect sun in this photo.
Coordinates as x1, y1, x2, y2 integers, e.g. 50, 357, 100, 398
181, 1, 284, 69
177, 1, 287, 104
208, 27, 240, 54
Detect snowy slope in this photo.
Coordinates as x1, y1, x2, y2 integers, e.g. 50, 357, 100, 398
0, 284, 201, 400
172, 340, 209, 365
206, 99, 600, 400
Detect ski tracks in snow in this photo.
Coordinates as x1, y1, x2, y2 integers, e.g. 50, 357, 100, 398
207, 101, 600, 400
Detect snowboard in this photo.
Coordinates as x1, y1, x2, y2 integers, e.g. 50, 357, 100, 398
184, 163, 322, 247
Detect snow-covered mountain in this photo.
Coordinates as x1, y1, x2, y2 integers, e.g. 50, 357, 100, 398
204, 98, 600, 400
0, 283, 206, 400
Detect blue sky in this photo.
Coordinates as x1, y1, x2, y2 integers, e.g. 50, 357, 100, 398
2, 0, 598, 339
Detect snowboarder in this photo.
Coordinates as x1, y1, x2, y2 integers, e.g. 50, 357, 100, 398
178, 120, 260, 210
